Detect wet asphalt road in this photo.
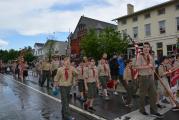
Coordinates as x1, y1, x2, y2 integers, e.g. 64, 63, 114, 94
0, 73, 179, 120
0, 74, 96, 120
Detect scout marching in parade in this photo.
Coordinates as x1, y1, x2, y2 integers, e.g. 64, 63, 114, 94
1, 42, 179, 120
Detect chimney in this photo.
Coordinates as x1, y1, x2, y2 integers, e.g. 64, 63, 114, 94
127, 4, 134, 15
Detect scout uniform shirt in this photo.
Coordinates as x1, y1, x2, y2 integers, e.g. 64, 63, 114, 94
98, 61, 110, 77
52, 60, 59, 71
136, 54, 154, 76
158, 64, 168, 78
36, 62, 41, 71
83, 64, 89, 80
76, 65, 84, 80
54, 66, 78, 86
86, 66, 98, 83
41, 61, 52, 71
173, 60, 179, 71
123, 66, 133, 81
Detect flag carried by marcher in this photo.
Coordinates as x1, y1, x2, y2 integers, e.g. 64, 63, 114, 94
171, 68, 179, 86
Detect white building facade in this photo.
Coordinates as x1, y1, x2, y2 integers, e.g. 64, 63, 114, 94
33, 43, 44, 58
114, 0, 179, 59
43, 40, 68, 59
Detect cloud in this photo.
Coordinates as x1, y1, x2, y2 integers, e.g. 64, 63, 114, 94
0, 0, 169, 36
0, 39, 8, 47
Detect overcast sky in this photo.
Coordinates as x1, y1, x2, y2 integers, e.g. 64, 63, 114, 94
0, 0, 169, 50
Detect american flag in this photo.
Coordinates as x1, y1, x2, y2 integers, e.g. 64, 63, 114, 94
171, 69, 179, 86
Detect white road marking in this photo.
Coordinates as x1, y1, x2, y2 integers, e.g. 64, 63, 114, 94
116, 104, 171, 120
1, 74, 106, 120
113, 101, 172, 120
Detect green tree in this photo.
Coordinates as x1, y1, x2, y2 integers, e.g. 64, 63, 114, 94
80, 29, 99, 60
23, 46, 37, 63
44, 40, 55, 62
0, 49, 19, 62
80, 27, 129, 60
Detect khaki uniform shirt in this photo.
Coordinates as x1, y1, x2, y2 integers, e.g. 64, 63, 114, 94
98, 62, 110, 77
158, 64, 167, 77
36, 62, 42, 71
77, 66, 84, 80
83, 65, 89, 80
123, 66, 132, 81
54, 66, 78, 86
41, 61, 52, 71
52, 60, 59, 71
86, 66, 98, 83
136, 54, 154, 76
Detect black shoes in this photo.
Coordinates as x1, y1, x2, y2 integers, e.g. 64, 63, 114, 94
172, 106, 179, 111
139, 111, 149, 115
161, 99, 170, 104
150, 112, 164, 119
157, 104, 166, 108
140, 111, 164, 119
89, 107, 96, 111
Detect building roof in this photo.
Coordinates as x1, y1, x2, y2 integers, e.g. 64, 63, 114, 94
44, 39, 67, 47
72, 16, 117, 39
113, 0, 178, 21
34, 43, 44, 47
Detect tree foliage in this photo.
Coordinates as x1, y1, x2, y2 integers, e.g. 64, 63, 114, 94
23, 46, 37, 63
0, 49, 19, 62
0, 46, 36, 63
80, 27, 129, 60
45, 40, 55, 62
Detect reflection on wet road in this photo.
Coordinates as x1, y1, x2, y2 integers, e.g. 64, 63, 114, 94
0, 74, 94, 120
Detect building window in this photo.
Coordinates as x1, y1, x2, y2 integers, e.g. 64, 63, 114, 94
122, 29, 127, 36
157, 42, 163, 49
145, 24, 151, 37
133, 16, 138, 22
176, 4, 179, 10
133, 27, 138, 38
121, 19, 127, 25
159, 20, 166, 34
167, 44, 176, 55
177, 17, 179, 31
158, 8, 165, 15
78, 24, 85, 31
144, 13, 150, 19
